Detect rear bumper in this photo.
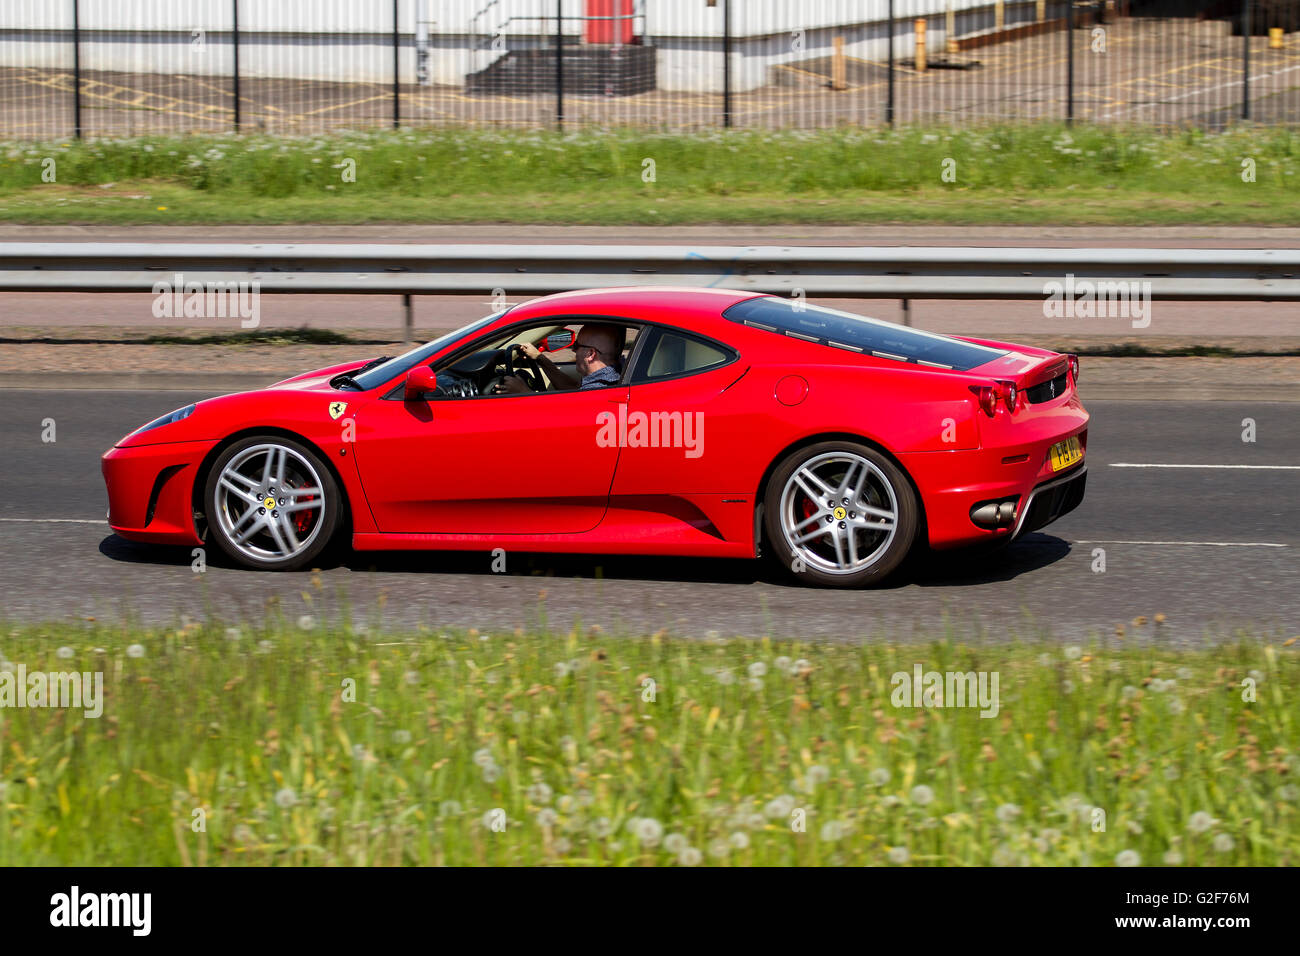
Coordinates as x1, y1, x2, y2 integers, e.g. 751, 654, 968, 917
101, 439, 216, 545
1012, 465, 1087, 539
900, 408, 1089, 550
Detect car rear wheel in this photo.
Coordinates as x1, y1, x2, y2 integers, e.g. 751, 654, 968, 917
764, 441, 918, 588
203, 436, 341, 571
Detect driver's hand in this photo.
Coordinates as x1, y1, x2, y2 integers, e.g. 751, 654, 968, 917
518, 342, 542, 361
494, 375, 532, 395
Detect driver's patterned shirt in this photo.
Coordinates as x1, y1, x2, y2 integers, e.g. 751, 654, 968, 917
579, 366, 621, 390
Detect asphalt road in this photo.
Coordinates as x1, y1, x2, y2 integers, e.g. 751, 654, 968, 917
1, 390, 1295, 643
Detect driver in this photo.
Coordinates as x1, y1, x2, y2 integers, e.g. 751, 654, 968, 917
494, 324, 624, 394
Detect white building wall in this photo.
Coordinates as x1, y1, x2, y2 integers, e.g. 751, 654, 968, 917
0, 1, 1050, 91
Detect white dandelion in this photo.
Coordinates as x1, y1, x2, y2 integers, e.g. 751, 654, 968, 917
1212, 833, 1235, 853
126, 643, 145, 659
996, 803, 1021, 823
1187, 811, 1215, 834
633, 817, 664, 847
526, 782, 554, 805
764, 795, 796, 819
820, 820, 847, 842
888, 846, 910, 864
909, 785, 935, 807
274, 788, 296, 809
56, 646, 73, 659
1115, 849, 1140, 867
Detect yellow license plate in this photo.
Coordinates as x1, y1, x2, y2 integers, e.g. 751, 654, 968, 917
1049, 436, 1083, 472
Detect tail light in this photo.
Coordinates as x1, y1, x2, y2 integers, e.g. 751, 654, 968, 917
998, 380, 1018, 412
971, 382, 1017, 417
1068, 353, 1080, 383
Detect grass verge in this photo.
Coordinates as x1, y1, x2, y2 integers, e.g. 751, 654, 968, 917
1, 614, 1296, 866
3, 123, 1299, 226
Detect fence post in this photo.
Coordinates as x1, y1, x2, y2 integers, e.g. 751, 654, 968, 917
1242, 0, 1251, 120
1066, 0, 1074, 125
556, 0, 564, 129
392, 0, 401, 128
232, 0, 241, 132
723, 0, 732, 128
886, 0, 894, 127
72, 0, 82, 139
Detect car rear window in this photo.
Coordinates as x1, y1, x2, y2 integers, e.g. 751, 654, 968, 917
723, 296, 1007, 371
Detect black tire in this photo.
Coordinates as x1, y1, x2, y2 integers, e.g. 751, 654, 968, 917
202, 435, 342, 571
762, 440, 918, 588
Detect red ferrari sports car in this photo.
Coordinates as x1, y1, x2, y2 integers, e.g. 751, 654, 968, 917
102, 287, 1088, 587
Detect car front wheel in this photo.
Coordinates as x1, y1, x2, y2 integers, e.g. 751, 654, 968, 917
203, 436, 341, 571
764, 441, 918, 588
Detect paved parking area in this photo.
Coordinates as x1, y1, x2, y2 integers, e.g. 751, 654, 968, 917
1, 19, 1297, 137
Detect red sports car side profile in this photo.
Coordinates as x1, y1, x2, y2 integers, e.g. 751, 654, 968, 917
102, 287, 1088, 587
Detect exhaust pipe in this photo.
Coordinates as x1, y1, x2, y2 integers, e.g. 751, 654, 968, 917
970, 497, 1019, 529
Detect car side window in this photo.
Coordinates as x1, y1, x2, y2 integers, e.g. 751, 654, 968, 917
633, 329, 732, 381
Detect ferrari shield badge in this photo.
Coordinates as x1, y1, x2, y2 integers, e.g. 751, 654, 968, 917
328, 401, 348, 420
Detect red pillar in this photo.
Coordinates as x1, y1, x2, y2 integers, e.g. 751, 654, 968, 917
584, 0, 634, 45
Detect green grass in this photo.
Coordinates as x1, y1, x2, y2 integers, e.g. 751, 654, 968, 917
1, 612, 1297, 866
2, 123, 1299, 225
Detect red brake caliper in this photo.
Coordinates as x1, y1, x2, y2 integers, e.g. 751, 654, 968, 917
287, 480, 315, 535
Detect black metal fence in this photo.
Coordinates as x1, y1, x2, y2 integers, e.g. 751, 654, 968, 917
0, 0, 1296, 139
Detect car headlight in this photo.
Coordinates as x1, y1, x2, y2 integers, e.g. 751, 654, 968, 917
135, 403, 197, 435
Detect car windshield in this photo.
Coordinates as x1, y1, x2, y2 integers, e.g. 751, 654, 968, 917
723, 297, 1006, 371
345, 309, 509, 390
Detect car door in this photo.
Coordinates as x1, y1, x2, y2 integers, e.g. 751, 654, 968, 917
608, 326, 755, 499
352, 381, 628, 535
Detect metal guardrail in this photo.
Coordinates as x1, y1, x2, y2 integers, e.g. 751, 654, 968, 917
0, 243, 1298, 300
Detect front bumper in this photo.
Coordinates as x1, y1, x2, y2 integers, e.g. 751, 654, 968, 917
101, 439, 218, 545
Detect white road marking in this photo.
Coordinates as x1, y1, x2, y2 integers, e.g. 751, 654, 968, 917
1073, 539, 1287, 548
1109, 463, 1300, 470
0, 518, 105, 523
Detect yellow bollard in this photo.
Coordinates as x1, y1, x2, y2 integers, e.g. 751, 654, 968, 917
915, 19, 927, 72
1270, 27, 1284, 49
1036, 0, 1045, 22
831, 35, 846, 90
946, 3, 957, 54
996, 0, 1005, 31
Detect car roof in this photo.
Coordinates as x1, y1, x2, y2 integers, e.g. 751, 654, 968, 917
505, 286, 764, 335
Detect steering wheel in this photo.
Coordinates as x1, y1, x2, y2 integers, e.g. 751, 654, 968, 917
505, 344, 543, 391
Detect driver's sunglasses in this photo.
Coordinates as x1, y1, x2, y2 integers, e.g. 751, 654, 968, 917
574, 343, 602, 357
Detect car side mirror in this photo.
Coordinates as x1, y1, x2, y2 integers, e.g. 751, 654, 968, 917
542, 330, 574, 353
404, 365, 438, 401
